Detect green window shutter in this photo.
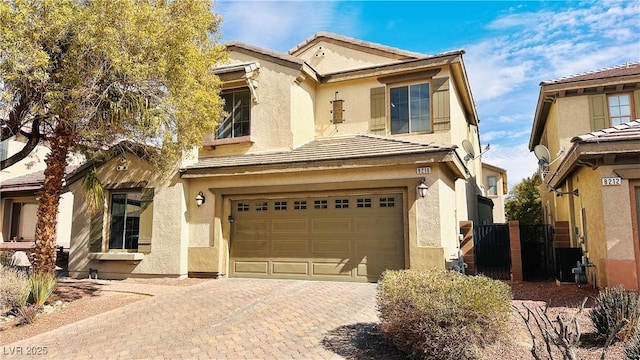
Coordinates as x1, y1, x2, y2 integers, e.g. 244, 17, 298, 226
137, 188, 154, 254
634, 90, 640, 119
369, 87, 386, 135
432, 77, 450, 131
89, 211, 104, 253
588, 94, 608, 131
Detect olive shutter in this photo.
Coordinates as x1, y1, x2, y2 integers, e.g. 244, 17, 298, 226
588, 94, 608, 131
88, 211, 104, 252
432, 77, 450, 131
634, 90, 640, 119
369, 87, 386, 135
137, 188, 154, 253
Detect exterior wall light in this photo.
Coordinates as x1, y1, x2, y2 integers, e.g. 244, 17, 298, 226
417, 178, 429, 198
195, 191, 205, 207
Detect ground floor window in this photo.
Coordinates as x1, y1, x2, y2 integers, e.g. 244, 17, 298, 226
108, 193, 140, 250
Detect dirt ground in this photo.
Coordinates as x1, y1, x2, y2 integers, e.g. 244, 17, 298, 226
0, 279, 629, 359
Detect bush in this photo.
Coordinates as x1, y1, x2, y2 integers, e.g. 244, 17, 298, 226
590, 286, 640, 342
377, 269, 512, 360
28, 272, 57, 307
0, 251, 12, 267
626, 329, 640, 359
0, 266, 30, 314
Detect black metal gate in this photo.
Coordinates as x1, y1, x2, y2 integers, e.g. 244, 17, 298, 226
520, 224, 555, 281
474, 224, 511, 280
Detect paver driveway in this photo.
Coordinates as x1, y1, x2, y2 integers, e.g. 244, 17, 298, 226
3, 279, 379, 359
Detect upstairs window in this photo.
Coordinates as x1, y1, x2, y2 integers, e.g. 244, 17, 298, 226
218, 89, 251, 139
608, 94, 632, 126
487, 176, 498, 196
390, 82, 430, 134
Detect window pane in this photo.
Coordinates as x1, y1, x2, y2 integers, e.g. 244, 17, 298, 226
488, 176, 497, 196
410, 83, 430, 132
390, 87, 409, 134
218, 90, 251, 139
109, 194, 127, 249
609, 94, 632, 127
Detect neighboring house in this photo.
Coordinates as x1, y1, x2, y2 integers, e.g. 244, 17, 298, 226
480, 163, 507, 224
0, 136, 78, 250
68, 32, 496, 282
529, 62, 640, 289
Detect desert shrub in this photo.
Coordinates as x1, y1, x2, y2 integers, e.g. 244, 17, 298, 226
28, 272, 57, 307
0, 251, 12, 267
0, 266, 30, 314
590, 286, 640, 342
626, 328, 640, 359
17, 304, 41, 325
377, 269, 512, 360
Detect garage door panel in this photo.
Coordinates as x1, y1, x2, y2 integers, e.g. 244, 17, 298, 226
234, 261, 269, 275
311, 218, 352, 234
231, 193, 404, 282
312, 262, 354, 277
311, 239, 351, 254
272, 239, 308, 253
271, 219, 309, 233
232, 240, 269, 254
272, 261, 309, 275
234, 220, 269, 234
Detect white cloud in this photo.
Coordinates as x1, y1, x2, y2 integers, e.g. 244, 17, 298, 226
481, 143, 539, 191
214, 0, 361, 52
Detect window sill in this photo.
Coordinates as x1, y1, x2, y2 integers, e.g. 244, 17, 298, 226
202, 135, 253, 148
88, 252, 144, 261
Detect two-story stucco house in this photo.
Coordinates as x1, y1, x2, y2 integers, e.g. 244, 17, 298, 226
67, 32, 495, 282
529, 62, 640, 289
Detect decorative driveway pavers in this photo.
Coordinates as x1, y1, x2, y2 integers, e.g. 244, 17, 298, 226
3, 279, 379, 359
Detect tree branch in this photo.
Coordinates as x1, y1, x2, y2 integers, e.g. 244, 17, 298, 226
1, 118, 42, 170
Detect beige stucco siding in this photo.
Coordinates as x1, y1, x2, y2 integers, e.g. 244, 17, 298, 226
69, 154, 188, 279
296, 40, 401, 75
291, 78, 316, 148
186, 160, 457, 276
556, 97, 591, 151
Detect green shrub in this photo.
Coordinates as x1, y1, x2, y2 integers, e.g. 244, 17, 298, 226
377, 269, 512, 360
626, 329, 640, 359
0, 266, 30, 314
590, 287, 640, 342
28, 272, 57, 307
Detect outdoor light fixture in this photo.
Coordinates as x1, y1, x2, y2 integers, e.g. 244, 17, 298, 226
195, 191, 205, 207
417, 178, 429, 198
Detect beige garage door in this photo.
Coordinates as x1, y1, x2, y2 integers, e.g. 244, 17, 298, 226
229, 193, 405, 282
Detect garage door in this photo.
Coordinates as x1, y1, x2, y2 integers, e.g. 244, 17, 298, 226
229, 193, 405, 282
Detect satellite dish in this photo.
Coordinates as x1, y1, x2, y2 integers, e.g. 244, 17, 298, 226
534, 145, 551, 166
462, 140, 475, 161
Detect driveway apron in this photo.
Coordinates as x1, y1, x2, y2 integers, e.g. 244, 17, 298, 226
2, 279, 379, 359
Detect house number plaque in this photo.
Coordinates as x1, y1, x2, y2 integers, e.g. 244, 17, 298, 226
416, 167, 431, 175
601, 177, 622, 186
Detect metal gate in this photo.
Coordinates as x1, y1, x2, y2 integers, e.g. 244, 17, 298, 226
473, 224, 511, 280
520, 224, 555, 281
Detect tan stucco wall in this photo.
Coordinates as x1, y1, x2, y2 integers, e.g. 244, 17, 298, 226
69, 154, 188, 279
200, 53, 303, 157
291, 78, 316, 148
294, 39, 401, 75
556, 96, 592, 151
186, 160, 459, 275
314, 78, 377, 137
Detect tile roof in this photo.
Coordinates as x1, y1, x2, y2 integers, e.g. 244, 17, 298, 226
541, 62, 640, 85
226, 41, 305, 67
186, 135, 454, 170
572, 119, 640, 143
1, 165, 79, 191
289, 32, 427, 59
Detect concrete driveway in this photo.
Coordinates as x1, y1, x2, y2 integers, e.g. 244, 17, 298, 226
3, 279, 380, 359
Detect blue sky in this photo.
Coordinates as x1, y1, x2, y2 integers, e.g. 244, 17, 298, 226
214, 0, 640, 191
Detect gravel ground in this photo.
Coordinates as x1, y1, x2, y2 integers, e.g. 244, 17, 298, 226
0, 279, 629, 359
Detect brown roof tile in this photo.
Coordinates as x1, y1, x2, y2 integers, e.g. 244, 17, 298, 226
542, 62, 640, 85
186, 135, 454, 170
572, 119, 640, 143
289, 32, 427, 59
1, 165, 79, 191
